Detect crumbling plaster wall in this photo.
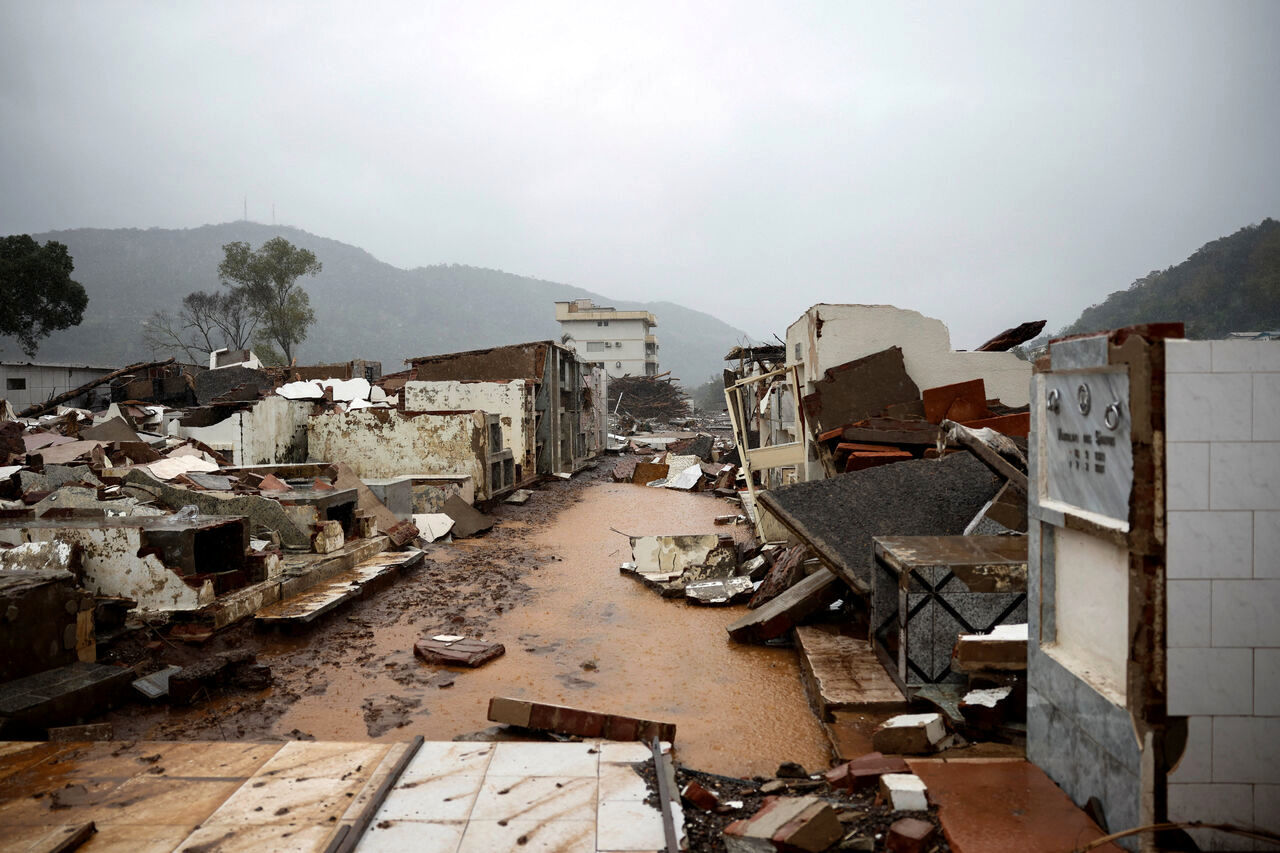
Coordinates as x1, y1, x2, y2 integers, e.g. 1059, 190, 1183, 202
19, 526, 213, 612
307, 409, 492, 498
1163, 339, 1280, 849
785, 304, 1031, 405
180, 396, 312, 466
403, 380, 533, 477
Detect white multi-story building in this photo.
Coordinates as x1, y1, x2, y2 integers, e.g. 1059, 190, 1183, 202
554, 299, 658, 378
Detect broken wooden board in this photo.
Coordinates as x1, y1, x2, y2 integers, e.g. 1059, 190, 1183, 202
795, 625, 909, 720
414, 635, 505, 667
726, 567, 843, 643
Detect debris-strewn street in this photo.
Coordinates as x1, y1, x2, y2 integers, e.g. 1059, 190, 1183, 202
1, 311, 1277, 852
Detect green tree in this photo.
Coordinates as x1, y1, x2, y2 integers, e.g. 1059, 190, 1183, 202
690, 374, 727, 412
218, 237, 322, 363
0, 235, 89, 357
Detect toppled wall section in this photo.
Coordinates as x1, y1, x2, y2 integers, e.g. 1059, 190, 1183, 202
308, 409, 500, 499
787, 305, 1031, 406
403, 379, 535, 481
179, 396, 313, 466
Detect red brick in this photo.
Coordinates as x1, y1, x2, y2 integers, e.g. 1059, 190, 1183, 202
825, 751, 911, 792
922, 379, 989, 424
886, 816, 936, 853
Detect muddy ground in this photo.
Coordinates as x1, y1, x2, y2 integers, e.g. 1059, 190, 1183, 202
101, 462, 609, 743
99, 457, 830, 779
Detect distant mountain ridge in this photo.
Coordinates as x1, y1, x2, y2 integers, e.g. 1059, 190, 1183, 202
4, 222, 752, 384
1060, 218, 1280, 338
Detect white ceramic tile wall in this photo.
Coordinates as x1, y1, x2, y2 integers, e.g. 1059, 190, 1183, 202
1164, 339, 1280, 847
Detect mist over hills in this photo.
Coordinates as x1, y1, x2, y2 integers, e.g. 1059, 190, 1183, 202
1059, 218, 1280, 338
4, 222, 753, 384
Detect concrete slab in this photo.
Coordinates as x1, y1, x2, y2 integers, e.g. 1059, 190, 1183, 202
907, 759, 1123, 853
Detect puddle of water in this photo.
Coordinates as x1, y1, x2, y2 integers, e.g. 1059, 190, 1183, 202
270, 481, 830, 777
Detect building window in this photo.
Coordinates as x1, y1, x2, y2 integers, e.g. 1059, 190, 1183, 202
586, 341, 605, 352
5, 378, 25, 391
596, 320, 609, 326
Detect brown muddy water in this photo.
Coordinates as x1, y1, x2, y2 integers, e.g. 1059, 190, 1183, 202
114, 473, 831, 778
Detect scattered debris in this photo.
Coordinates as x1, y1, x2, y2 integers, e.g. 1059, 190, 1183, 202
722, 795, 844, 853
413, 634, 505, 667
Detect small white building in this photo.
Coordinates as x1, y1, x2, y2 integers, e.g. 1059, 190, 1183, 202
555, 299, 658, 378
0, 361, 118, 412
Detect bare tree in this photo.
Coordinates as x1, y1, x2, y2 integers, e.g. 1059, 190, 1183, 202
142, 290, 256, 362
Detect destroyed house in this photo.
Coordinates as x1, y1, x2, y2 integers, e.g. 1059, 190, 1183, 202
406, 340, 607, 480
0, 361, 118, 412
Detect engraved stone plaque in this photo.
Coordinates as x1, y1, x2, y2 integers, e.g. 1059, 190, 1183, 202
1042, 370, 1132, 523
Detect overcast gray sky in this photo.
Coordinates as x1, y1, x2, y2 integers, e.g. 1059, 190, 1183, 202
3, 1, 1278, 346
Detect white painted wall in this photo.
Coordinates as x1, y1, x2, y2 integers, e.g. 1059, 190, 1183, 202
562, 316, 653, 377
785, 304, 1031, 405
1164, 338, 1280, 850
1047, 526, 1130, 704
0, 363, 115, 411
22, 526, 214, 612
403, 380, 531, 475
308, 409, 494, 498
179, 396, 312, 466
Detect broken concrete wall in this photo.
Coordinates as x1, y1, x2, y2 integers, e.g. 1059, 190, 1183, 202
0, 567, 96, 681
403, 379, 535, 481
180, 396, 312, 467
307, 409, 499, 499
785, 305, 1031, 480
16, 525, 214, 611
407, 340, 602, 476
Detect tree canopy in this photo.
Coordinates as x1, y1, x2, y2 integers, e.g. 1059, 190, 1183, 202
1060, 218, 1280, 338
0, 235, 89, 357
218, 237, 322, 363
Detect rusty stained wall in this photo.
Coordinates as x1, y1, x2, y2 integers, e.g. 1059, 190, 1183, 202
19, 526, 214, 612
307, 409, 494, 498
408, 342, 548, 383
402, 380, 533, 478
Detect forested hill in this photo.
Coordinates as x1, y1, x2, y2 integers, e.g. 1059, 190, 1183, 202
3, 222, 753, 384
1061, 218, 1280, 338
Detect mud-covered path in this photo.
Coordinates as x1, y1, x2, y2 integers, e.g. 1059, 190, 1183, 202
106, 462, 829, 777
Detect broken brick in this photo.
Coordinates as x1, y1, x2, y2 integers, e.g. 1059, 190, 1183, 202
723, 795, 844, 853
886, 816, 936, 853
922, 378, 989, 424
487, 696, 676, 742
824, 751, 910, 792
681, 780, 721, 811
871, 713, 947, 755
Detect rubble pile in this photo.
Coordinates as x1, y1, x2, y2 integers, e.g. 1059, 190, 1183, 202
0, 341, 608, 739
609, 372, 691, 421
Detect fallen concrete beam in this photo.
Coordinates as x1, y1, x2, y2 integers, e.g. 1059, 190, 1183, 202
726, 567, 843, 643
487, 697, 676, 742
